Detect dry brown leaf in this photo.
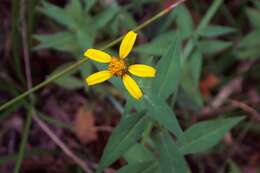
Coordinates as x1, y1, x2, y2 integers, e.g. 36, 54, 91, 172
74, 106, 98, 144
200, 74, 220, 98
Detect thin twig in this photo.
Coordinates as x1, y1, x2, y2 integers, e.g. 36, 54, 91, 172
201, 60, 255, 116
228, 99, 260, 121
32, 113, 92, 173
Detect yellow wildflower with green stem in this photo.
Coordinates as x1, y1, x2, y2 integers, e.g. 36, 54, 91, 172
84, 31, 156, 100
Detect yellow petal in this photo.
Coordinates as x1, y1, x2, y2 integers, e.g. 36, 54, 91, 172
119, 31, 137, 59
128, 64, 156, 77
122, 74, 143, 100
86, 71, 112, 86
84, 49, 112, 63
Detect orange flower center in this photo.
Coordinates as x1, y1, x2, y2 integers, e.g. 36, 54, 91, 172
108, 58, 126, 76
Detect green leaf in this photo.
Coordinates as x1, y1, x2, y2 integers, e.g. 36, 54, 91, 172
238, 30, 260, 47
93, 4, 119, 30
110, 9, 137, 35
96, 112, 150, 173
154, 131, 188, 173
235, 47, 260, 59
178, 117, 244, 154
199, 25, 236, 37
246, 8, 260, 29
33, 32, 79, 52
157, 10, 178, 33
79, 62, 93, 86
49, 62, 84, 90
235, 30, 260, 59
143, 94, 183, 139
190, 50, 203, 87
39, 1, 77, 29
65, 0, 83, 21
198, 40, 232, 54
195, 0, 224, 37
76, 29, 94, 51
124, 144, 155, 163
119, 10, 138, 29
49, 62, 79, 75
175, 5, 194, 39
118, 161, 160, 173
54, 75, 83, 90
152, 36, 181, 99
181, 50, 203, 108
182, 0, 224, 62
84, 0, 96, 12
134, 31, 176, 56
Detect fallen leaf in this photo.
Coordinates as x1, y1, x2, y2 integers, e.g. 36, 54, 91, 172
200, 74, 220, 98
74, 106, 98, 144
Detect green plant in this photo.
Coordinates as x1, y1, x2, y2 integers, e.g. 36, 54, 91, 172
0, 0, 246, 173
234, 1, 260, 59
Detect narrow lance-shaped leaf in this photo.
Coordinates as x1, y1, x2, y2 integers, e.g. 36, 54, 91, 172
54, 75, 83, 90
246, 8, 260, 29
176, 5, 194, 39
190, 50, 202, 87
238, 30, 260, 47
93, 4, 119, 30
96, 112, 150, 173
33, 32, 78, 52
39, 1, 77, 29
124, 143, 156, 163
65, 0, 83, 21
198, 40, 232, 54
84, 0, 96, 12
142, 94, 183, 139
154, 130, 189, 173
199, 25, 236, 37
50, 62, 84, 90
181, 49, 203, 108
134, 31, 176, 56
152, 35, 181, 99
178, 117, 244, 154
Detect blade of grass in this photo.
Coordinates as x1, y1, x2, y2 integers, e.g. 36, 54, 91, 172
0, 0, 186, 112
27, 0, 39, 49
11, 0, 24, 84
13, 107, 33, 173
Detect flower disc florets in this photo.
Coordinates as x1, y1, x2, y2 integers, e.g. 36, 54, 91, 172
108, 57, 126, 76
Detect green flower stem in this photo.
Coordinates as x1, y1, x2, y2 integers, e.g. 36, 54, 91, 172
0, 0, 185, 112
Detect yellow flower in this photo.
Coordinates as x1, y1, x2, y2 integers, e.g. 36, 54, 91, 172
84, 31, 156, 100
